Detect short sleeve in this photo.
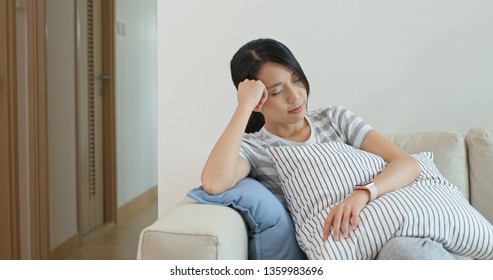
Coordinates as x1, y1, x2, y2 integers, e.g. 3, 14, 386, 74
239, 138, 256, 169
326, 106, 374, 148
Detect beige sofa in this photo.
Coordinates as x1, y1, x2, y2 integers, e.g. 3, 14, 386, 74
137, 127, 493, 260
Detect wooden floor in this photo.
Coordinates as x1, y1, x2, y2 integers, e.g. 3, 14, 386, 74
65, 199, 158, 260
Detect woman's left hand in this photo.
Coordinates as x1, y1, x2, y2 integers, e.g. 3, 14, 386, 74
322, 190, 370, 241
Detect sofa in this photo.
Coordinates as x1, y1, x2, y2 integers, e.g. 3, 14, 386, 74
137, 127, 493, 260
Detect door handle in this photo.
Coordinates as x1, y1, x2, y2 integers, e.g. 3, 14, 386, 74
97, 73, 110, 94
98, 73, 110, 81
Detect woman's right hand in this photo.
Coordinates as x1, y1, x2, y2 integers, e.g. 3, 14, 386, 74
237, 79, 268, 112
202, 80, 261, 194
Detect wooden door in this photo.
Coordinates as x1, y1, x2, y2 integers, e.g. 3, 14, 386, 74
77, 0, 116, 236
78, 0, 105, 236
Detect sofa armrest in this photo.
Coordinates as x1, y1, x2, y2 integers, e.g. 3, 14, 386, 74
466, 126, 493, 225
137, 197, 249, 259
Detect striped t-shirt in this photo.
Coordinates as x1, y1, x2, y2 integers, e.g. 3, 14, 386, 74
239, 106, 374, 207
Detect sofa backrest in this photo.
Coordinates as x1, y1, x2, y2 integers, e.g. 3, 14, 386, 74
386, 130, 469, 200
466, 126, 493, 224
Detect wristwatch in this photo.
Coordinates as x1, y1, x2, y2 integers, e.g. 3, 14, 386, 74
355, 182, 378, 201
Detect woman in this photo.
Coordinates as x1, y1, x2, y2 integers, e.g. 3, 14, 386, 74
201, 38, 453, 259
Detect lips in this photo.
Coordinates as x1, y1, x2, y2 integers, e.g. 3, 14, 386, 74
289, 104, 304, 114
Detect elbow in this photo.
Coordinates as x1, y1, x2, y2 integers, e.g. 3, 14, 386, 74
201, 170, 218, 194
413, 156, 422, 177
201, 181, 221, 195
406, 154, 422, 179
201, 176, 234, 195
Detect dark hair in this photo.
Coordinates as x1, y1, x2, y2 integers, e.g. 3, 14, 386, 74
230, 38, 310, 133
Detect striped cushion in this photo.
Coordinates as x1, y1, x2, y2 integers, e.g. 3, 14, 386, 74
266, 142, 493, 260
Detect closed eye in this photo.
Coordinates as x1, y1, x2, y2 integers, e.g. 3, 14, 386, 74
270, 89, 283, 96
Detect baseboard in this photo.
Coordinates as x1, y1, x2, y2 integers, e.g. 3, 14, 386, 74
117, 185, 157, 223
49, 233, 80, 260
48, 186, 157, 259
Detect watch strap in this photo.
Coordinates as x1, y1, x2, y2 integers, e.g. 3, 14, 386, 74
355, 182, 378, 201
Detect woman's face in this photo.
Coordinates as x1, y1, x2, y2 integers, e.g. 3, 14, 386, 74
256, 61, 308, 131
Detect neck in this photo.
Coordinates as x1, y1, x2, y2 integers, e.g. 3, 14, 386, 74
264, 118, 311, 142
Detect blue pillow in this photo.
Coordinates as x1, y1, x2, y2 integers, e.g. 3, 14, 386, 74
187, 177, 307, 260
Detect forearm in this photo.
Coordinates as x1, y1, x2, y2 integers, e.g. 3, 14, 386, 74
201, 104, 252, 194
359, 131, 422, 200
371, 155, 421, 198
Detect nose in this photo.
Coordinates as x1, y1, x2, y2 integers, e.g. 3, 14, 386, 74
286, 85, 301, 104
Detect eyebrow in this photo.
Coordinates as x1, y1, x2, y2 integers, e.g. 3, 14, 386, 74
266, 82, 282, 90
266, 73, 298, 90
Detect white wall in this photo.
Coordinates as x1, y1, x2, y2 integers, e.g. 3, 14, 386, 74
157, 0, 493, 215
115, 0, 158, 207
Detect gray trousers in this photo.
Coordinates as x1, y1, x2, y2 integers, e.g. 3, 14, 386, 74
376, 237, 455, 260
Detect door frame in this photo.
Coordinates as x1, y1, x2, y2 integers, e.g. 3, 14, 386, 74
3, 0, 49, 260
25, 0, 49, 259
100, 0, 117, 225
1, 0, 20, 260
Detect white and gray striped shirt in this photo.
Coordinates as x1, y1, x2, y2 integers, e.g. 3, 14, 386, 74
239, 106, 374, 207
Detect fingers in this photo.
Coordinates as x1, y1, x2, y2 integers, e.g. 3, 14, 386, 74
323, 205, 361, 241
323, 212, 334, 241
238, 79, 268, 111
253, 88, 268, 112
331, 209, 343, 241
351, 211, 360, 230
341, 209, 352, 239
